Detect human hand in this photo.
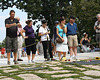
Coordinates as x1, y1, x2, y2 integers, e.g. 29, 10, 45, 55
24, 36, 28, 39
17, 23, 22, 28
13, 23, 16, 26
61, 38, 64, 42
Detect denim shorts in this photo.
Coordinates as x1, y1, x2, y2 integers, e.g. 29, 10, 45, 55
6, 36, 18, 53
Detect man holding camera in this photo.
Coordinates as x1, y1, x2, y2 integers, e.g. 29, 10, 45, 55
94, 14, 100, 47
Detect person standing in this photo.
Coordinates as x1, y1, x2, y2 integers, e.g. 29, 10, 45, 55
16, 17, 23, 61
66, 16, 79, 61
21, 20, 36, 63
94, 14, 100, 47
53, 21, 59, 56
56, 17, 68, 61
39, 20, 55, 61
5, 10, 22, 65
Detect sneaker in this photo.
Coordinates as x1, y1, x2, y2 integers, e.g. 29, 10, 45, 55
68, 57, 74, 62
31, 60, 35, 63
14, 61, 19, 64
74, 56, 80, 61
28, 60, 31, 63
7, 61, 10, 65
17, 59, 23, 61
51, 58, 56, 61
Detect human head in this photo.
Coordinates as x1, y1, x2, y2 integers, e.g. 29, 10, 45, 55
42, 20, 47, 27
69, 16, 75, 23
9, 10, 15, 19
15, 17, 20, 21
26, 20, 32, 27
83, 33, 88, 38
96, 14, 100, 22
59, 17, 66, 25
55, 21, 59, 26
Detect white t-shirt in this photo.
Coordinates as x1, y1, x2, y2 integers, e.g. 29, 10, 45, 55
39, 26, 50, 41
94, 21, 100, 33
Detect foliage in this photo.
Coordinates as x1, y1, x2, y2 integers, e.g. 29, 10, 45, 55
0, 0, 100, 42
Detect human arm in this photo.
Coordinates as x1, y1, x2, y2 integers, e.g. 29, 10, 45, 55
20, 29, 28, 39
38, 27, 50, 36
56, 28, 64, 42
80, 38, 83, 46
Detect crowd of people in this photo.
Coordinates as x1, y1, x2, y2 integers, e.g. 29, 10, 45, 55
0, 10, 99, 65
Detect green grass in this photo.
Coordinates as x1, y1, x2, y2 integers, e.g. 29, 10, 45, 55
0, 61, 100, 80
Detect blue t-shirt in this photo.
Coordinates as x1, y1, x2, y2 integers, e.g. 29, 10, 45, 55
66, 23, 78, 35
56, 25, 67, 37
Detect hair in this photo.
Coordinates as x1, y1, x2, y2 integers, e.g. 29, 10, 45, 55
69, 16, 75, 20
10, 10, 15, 14
84, 34, 87, 38
59, 17, 65, 23
42, 20, 47, 24
96, 14, 100, 18
25, 20, 32, 25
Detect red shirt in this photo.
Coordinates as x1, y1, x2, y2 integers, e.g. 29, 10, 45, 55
1, 48, 5, 54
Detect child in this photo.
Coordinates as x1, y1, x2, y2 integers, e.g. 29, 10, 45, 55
0, 48, 6, 58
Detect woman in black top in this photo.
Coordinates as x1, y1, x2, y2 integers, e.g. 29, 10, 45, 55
80, 33, 91, 52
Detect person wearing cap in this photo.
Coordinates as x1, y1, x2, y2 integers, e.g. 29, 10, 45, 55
80, 33, 91, 52
39, 20, 55, 61
53, 21, 59, 56
66, 16, 79, 61
94, 14, 100, 47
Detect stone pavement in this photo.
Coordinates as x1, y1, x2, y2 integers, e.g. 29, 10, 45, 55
0, 52, 100, 80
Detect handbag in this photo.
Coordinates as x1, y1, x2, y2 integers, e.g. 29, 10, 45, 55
56, 28, 64, 43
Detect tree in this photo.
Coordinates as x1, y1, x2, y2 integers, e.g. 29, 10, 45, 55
0, 0, 100, 43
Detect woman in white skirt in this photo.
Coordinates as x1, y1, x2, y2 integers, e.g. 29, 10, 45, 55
56, 17, 68, 61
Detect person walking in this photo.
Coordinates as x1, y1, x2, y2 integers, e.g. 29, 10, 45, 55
56, 17, 68, 61
16, 17, 23, 61
39, 20, 55, 61
5, 10, 22, 65
94, 14, 100, 48
21, 20, 36, 63
66, 16, 79, 61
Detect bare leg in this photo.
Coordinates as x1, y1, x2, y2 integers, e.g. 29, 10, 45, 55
7, 52, 10, 61
63, 52, 66, 57
27, 55, 30, 60
58, 52, 61, 60
69, 47, 74, 57
73, 47, 77, 56
32, 54, 35, 60
13, 52, 17, 61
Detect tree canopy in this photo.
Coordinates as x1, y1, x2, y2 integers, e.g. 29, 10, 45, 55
0, 0, 100, 42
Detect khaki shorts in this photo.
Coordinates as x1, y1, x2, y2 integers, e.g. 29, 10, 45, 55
68, 35, 78, 47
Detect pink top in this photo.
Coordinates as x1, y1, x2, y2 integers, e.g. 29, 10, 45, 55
17, 28, 22, 36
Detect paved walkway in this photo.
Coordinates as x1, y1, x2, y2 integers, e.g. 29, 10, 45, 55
0, 52, 100, 66
0, 52, 100, 80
